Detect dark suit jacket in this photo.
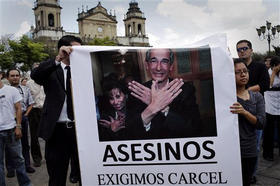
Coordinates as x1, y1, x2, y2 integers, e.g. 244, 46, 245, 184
127, 80, 201, 140
31, 59, 66, 140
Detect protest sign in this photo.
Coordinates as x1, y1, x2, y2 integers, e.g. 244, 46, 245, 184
71, 42, 241, 185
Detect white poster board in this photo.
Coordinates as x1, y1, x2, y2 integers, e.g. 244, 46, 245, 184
70, 37, 242, 186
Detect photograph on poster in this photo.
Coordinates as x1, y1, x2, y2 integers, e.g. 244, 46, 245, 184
90, 47, 217, 141
70, 43, 242, 185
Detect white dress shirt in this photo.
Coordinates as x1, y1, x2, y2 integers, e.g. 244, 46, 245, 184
57, 62, 72, 122
264, 68, 280, 115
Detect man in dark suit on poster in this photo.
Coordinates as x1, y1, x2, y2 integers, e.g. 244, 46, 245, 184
127, 48, 201, 139
31, 35, 81, 186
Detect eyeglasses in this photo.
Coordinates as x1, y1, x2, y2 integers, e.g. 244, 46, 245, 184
235, 69, 249, 75
148, 57, 170, 66
237, 47, 249, 53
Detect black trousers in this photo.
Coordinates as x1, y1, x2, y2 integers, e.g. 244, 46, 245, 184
5, 115, 31, 170
28, 108, 42, 164
263, 113, 280, 158
241, 157, 257, 186
45, 123, 81, 186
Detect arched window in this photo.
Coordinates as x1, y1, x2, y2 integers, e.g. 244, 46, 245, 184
128, 25, 131, 35
138, 24, 142, 35
48, 13, 54, 27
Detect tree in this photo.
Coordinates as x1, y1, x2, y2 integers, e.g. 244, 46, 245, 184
252, 52, 266, 63
0, 44, 13, 71
8, 35, 49, 72
88, 37, 117, 46
272, 45, 280, 56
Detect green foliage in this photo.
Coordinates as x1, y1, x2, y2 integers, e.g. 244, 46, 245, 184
252, 46, 280, 63
252, 52, 266, 63
272, 45, 280, 56
88, 37, 117, 46
0, 44, 13, 71
2, 35, 49, 72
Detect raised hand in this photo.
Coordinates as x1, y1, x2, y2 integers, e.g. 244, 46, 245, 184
149, 79, 183, 113
272, 64, 280, 74
55, 46, 73, 65
99, 115, 125, 132
128, 81, 151, 105
140, 79, 184, 125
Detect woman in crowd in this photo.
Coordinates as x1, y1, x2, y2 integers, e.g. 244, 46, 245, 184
263, 56, 280, 161
230, 58, 265, 186
98, 80, 128, 141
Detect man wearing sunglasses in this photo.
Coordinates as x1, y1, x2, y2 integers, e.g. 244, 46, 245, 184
236, 40, 269, 95
236, 40, 270, 184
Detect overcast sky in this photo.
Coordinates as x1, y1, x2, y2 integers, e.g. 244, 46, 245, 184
0, 0, 279, 57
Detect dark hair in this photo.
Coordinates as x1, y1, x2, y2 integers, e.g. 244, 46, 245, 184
57, 35, 82, 50
103, 81, 126, 98
236, 40, 252, 49
270, 56, 280, 67
145, 48, 174, 64
21, 78, 28, 83
0, 71, 5, 80
233, 58, 247, 66
7, 68, 21, 77
264, 56, 272, 61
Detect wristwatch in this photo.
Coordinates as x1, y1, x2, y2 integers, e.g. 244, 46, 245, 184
16, 124, 22, 129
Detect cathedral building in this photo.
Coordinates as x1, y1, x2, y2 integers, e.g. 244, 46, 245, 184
32, 0, 149, 47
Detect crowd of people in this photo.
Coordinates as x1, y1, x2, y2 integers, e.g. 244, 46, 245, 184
0, 35, 279, 186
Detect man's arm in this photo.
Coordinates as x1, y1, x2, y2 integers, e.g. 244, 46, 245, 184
270, 65, 280, 87
14, 102, 22, 139
24, 88, 35, 117
24, 104, 33, 117
31, 45, 74, 85
257, 64, 270, 93
31, 59, 58, 85
248, 85, 260, 92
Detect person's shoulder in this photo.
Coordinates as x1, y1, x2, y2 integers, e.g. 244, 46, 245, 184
4, 84, 16, 91
4, 85, 20, 95
249, 90, 263, 100
252, 60, 266, 68
181, 81, 195, 91
26, 79, 34, 86
21, 85, 31, 92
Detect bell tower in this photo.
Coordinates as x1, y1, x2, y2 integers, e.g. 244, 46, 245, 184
124, 0, 146, 37
33, 0, 63, 39
118, 0, 149, 46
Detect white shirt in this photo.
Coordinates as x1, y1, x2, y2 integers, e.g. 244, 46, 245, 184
0, 85, 22, 131
264, 68, 280, 115
57, 62, 72, 122
26, 79, 45, 108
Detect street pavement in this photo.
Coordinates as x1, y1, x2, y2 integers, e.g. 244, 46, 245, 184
252, 148, 280, 186
5, 138, 79, 186
5, 139, 280, 186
